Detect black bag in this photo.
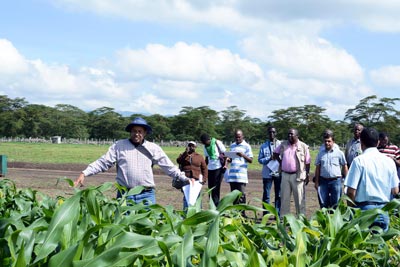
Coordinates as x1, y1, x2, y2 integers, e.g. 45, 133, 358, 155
172, 176, 189, 190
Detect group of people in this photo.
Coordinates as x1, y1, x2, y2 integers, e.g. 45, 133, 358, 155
258, 123, 399, 231
74, 117, 400, 231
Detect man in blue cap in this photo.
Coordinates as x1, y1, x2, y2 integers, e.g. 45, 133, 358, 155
74, 117, 191, 205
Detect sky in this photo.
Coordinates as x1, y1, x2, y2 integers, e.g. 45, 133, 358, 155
1, 0, 400, 121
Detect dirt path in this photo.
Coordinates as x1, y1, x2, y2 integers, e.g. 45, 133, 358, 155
3, 163, 320, 217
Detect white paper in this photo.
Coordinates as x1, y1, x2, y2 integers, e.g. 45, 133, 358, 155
267, 160, 280, 173
224, 151, 240, 158
182, 181, 202, 206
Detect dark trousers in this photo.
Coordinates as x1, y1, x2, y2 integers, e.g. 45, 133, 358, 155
229, 182, 246, 204
208, 168, 224, 206
262, 175, 281, 216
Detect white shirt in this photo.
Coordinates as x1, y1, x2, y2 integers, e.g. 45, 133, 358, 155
344, 147, 399, 203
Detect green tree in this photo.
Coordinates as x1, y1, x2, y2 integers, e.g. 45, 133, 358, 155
218, 106, 256, 143
171, 106, 220, 141
268, 105, 333, 145
20, 104, 56, 138
0, 96, 28, 137
344, 95, 400, 144
53, 104, 89, 139
145, 114, 173, 141
88, 107, 126, 140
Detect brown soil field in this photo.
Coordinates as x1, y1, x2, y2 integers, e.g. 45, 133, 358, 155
4, 162, 320, 218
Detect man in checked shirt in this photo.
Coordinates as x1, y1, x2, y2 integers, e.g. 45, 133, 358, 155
74, 117, 191, 205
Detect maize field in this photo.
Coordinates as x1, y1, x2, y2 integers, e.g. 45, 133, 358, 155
1, 178, 400, 266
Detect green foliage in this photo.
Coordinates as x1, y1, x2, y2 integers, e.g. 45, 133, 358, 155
344, 95, 400, 144
1, 179, 400, 266
0, 94, 399, 145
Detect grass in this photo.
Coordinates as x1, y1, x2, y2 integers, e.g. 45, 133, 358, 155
0, 142, 319, 173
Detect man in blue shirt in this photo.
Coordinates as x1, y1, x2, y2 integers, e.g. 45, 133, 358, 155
344, 127, 399, 231
314, 131, 348, 208
258, 126, 281, 215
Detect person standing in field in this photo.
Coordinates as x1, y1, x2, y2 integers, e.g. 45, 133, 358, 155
258, 126, 281, 216
176, 141, 208, 209
274, 128, 311, 217
378, 132, 400, 181
200, 133, 226, 206
74, 117, 191, 205
314, 130, 348, 208
344, 127, 399, 232
345, 123, 364, 168
225, 129, 253, 205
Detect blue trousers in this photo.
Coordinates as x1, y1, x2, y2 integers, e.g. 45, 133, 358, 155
117, 187, 156, 205
262, 176, 281, 215
318, 178, 342, 208
357, 203, 389, 232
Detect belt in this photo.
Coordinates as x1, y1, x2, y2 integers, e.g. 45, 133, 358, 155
141, 187, 155, 192
282, 171, 297, 174
356, 201, 386, 206
124, 186, 154, 193
321, 176, 341, 180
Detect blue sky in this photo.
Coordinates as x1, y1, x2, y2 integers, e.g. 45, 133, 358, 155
1, 0, 399, 121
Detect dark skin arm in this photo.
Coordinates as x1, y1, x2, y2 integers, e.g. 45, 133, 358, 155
236, 152, 253, 163
273, 152, 281, 164
305, 163, 310, 185
200, 157, 208, 184
176, 148, 189, 164
346, 187, 357, 207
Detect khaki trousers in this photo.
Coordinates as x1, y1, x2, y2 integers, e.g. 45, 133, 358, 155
280, 172, 306, 216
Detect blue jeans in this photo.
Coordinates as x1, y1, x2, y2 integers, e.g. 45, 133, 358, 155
262, 175, 281, 215
318, 178, 342, 208
117, 187, 156, 205
358, 203, 389, 232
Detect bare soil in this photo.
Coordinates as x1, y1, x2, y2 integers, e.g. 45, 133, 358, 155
3, 162, 320, 218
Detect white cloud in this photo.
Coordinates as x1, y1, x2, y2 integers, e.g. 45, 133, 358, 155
29, 60, 77, 92
0, 39, 29, 75
115, 42, 263, 86
370, 65, 400, 87
241, 35, 364, 82
132, 93, 167, 114
52, 0, 400, 34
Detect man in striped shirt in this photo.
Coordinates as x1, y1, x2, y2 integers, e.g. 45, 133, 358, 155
378, 132, 400, 181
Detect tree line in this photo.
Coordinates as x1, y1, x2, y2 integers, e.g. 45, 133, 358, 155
0, 95, 399, 146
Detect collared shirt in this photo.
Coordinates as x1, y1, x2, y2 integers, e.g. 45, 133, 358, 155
315, 145, 347, 178
275, 141, 311, 173
83, 139, 185, 188
378, 144, 400, 160
258, 139, 281, 178
203, 139, 226, 170
345, 138, 362, 167
344, 147, 399, 203
226, 140, 253, 183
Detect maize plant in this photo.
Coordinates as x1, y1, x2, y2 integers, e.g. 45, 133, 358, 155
1, 178, 400, 266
